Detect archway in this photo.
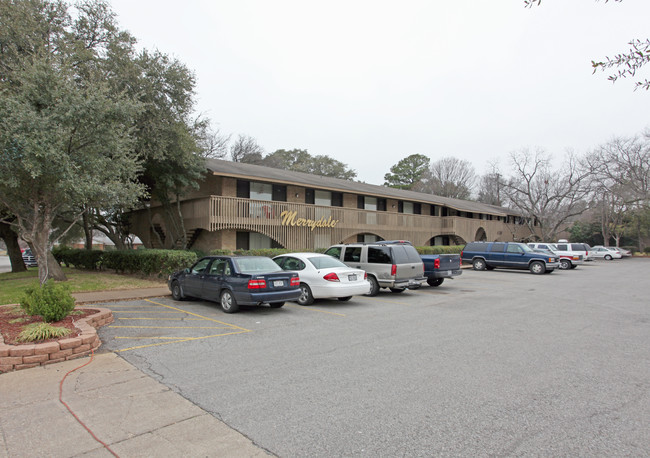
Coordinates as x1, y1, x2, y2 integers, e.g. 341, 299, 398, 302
474, 227, 487, 242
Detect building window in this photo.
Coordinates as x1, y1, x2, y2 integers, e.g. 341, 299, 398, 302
413, 203, 421, 215
305, 189, 315, 204
250, 182, 272, 201
237, 231, 281, 250
364, 196, 377, 211
272, 184, 287, 202
357, 195, 364, 209
403, 202, 414, 214
315, 190, 332, 206
236, 180, 250, 198
332, 192, 343, 207
377, 198, 387, 211
398, 201, 403, 213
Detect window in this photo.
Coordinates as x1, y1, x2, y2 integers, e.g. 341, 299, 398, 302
250, 182, 273, 201
332, 192, 343, 207
309, 256, 347, 269
280, 257, 305, 271
191, 258, 211, 274
506, 244, 524, 254
413, 203, 421, 214
357, 195, 365, 209
209, 259, 226, 276
489, 243, 506, 252
367, 247, 392, 264
343, 247, 362, 263
305, 189, 315, 204
377, 198, 387, 211
324, 247, 341, 258
236, 180, 250, 198
403, 202, 414, 214
272, 184, 286, 202
364, 196, 377, 211
315, 190, 331, 206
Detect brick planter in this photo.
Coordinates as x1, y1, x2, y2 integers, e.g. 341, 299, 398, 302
0, 307, 113, 373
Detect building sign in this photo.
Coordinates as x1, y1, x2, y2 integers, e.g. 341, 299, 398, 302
280, 210, 339, 231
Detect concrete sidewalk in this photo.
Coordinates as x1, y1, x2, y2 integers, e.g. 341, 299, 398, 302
72, 286, 171, 304
0, 288, 271, 457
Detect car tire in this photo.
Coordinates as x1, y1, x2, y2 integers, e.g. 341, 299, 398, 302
220, 290, 239, 313
269, 302, 284, 308
427, 278, 444, 287
604, 254, 612, 260
297, 283, 314, 306
389, 287, 405, 293
559, 259, 571, 270
529, 261, 546, 275
366, 276, 380, 296
472, 258, 486, 271
570, 264, 578, 269
338, 296, 352, 301
170, 281, 184, 301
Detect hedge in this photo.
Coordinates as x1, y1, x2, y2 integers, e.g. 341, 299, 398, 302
415, 246, 464, 255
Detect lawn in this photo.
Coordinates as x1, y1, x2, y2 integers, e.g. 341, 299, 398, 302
0, 267, 166, 305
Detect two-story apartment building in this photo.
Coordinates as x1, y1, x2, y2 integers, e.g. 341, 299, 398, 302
128, 159, 533, 251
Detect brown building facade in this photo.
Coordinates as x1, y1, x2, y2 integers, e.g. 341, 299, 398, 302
129, 159, 534, 251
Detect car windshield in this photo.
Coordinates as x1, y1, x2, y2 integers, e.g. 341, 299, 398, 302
308, 256, 347, 269
519, 244, 533, 253
233, 257, 282, 274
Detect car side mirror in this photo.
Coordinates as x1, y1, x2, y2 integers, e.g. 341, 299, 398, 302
184, 268, 190, 274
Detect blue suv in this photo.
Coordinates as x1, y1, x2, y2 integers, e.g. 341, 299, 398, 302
461, 241, 559, 274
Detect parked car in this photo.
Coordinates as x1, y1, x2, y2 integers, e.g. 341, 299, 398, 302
554, 241, 590, 266
528, 242, 582, 270
273, 252, 369, 305
168, 256, 301, 313
605, 246, 631, 257
579, 243, 596, 261
21, 248, 38, 267
420, 253, 462, 287
461, 241, 559, 274
591, 246, 622, 260
324, 241, 425, 296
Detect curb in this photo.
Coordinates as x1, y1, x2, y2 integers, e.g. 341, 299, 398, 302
0, 307, 113, 373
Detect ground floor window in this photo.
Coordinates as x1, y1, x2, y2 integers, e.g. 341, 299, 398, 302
357, 233, 383, 243
236, 231, 282, 250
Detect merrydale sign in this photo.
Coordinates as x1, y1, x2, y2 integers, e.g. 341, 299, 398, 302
279, 210, 339, 231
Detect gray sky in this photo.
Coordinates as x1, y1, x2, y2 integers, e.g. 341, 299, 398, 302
109, 0, 649, 185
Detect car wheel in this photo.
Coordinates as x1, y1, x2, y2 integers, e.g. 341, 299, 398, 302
269, 302, 284, 308
604, 254, 612, 260
389, 287, 405, 293
570, 264, 577, 269
170, 281, 184, 301
559, 259, 571, 270
220, 290, 239, 313
427, 278, 444, 287
472, 258, 486, 271
529, 261, 546, 275
366, 276, 380, 296
297, 283, 314, 306
338, 296, 352, 301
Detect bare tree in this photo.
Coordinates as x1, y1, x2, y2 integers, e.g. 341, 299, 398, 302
476, 161, 503, 206
414, 157, 476, 199
230, 134, 265, 164
501, 148, 592, 241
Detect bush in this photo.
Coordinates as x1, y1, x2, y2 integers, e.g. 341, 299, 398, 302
52, 246, 103, 270
20, 281, 76, 322
102, 249, 198, 276
416, 245, 464, 255
17, 322, 71, 342
644, 247, 650, 254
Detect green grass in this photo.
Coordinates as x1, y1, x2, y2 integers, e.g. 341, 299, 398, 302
0, 267, 166, 305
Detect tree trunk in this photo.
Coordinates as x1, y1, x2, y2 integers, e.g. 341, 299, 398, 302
83, 211, 93, 249
46, 251, 66, 281
0, 221, 26, 272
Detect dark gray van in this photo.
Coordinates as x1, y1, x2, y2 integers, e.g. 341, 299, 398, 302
324, 241, 425, 296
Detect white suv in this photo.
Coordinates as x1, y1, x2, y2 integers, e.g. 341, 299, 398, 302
528, 242, 583, 270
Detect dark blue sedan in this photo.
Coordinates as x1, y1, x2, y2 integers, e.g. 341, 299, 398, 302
168, 256, 301, 313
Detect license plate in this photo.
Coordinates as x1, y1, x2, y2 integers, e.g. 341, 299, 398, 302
348, 274, 357, 281
273, 280, 284, 287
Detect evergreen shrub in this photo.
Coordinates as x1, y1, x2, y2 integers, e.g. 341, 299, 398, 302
416, 245, 464, 255
20, 280, 76, 322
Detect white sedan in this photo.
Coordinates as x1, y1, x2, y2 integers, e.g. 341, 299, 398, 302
591, 246, 622, 260
273, 253, 370, 305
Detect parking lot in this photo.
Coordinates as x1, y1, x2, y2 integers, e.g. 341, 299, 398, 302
98, 259, 649, 456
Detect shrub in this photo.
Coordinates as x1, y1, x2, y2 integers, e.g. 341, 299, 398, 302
232, 248, 294, 257
52, 246, 103, 270
416, 245, 464, 255
102, 249, 198, 276
20, 281, 76, 322
209, 249, 233, 256
17, 322, 71, 342
644, 246, 650, 254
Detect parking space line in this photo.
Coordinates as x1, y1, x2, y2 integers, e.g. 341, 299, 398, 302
145, 299, 252, 332
114, 330, 250, 352
356, 296, 412, 305
117, 317, 206, 321
110, 325, 236, 329
112, 310, 185, 314
284, 304, 346, 316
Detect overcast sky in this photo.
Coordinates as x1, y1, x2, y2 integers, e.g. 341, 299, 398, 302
109, 0, 649, 185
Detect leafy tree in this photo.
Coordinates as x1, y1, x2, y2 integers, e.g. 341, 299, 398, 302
525, 0, 648, 90
383, 154, 430, 189
0, 0, 145, 284
414, 157, 476, 199
262, 149, 357, 180
0, 208, 26, 273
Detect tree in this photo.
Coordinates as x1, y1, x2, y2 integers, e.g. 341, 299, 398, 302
231, 134, 265, 164
262, 148, 358, 180
414, 157, 476, 199
0, 208, 26, 273
0, 0, 145, 284
476, 162, 503, 206
383, 154, 430, 189
500, 148, 592, 241
525, 0, 648, 90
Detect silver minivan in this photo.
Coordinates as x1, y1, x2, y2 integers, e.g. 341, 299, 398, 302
324, 241, 425, 296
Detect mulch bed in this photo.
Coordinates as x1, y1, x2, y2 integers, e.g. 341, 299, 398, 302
0, 306, 99, 346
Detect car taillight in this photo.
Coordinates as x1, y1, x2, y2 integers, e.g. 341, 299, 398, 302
364, 272, 367, 280
290, 276, 300, 286
248, 279, 266, 289
434, 258, 440, 269
323, 272, 340, 282
391, 264, 397, 276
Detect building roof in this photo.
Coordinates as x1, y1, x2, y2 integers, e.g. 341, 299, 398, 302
206, 158, 514, 217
